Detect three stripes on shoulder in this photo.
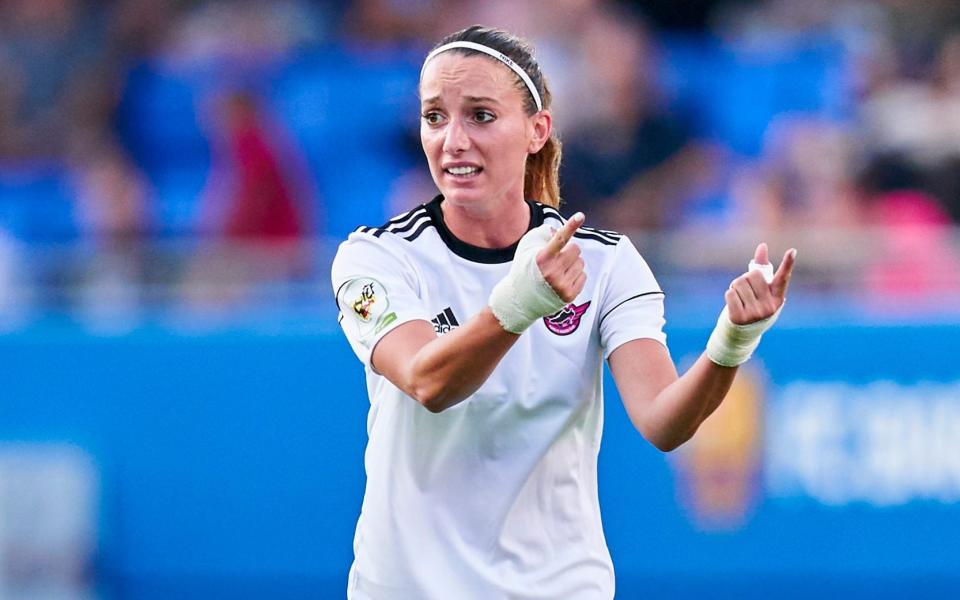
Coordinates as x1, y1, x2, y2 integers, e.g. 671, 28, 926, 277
355, 206, 432, 242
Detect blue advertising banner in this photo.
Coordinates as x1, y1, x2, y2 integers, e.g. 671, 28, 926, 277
0, 321, 957, 597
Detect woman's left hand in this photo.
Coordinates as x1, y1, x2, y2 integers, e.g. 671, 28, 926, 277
724, 243, 797, 325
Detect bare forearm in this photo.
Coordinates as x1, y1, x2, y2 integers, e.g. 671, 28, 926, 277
642, 353, 737, 451
612, 244, 796, 452
403, 309, 518, 412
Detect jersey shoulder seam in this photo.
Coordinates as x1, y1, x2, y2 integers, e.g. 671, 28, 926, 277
352, 205, 436, 243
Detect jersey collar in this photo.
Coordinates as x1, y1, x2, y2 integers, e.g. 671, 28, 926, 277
424, 195, 544, 264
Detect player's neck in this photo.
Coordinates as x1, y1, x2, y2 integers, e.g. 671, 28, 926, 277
440, 193, 530, 250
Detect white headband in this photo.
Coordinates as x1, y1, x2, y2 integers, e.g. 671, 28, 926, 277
421, 41, 543, 112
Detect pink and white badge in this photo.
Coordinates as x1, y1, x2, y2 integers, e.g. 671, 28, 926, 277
543, 301, 591, 336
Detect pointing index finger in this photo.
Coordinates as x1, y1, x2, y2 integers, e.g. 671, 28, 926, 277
772, 248, 797, 297
546, 212, 585, 254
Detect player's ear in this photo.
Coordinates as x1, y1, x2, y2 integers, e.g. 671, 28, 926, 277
527, 110, 551, 154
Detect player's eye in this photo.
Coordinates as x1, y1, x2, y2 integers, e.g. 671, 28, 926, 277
422, 111, 444, 126
474, 110, 495, 124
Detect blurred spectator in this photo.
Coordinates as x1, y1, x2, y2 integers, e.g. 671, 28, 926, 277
184, 90, 313, 307
64, 135, 151, 328
558, 7, 718, 230
207, 91, 310, 244
730, 117, 862, 232
107, 0, 182, 58
858, 21, 960, 224
68, 137, 150, 245
0, 0, 107, 160
343, 0, 441, 48
858, 161, 960, 300
860, 34, 960, 168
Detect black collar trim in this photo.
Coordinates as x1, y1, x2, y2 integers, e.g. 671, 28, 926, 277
423, 195, 544, 264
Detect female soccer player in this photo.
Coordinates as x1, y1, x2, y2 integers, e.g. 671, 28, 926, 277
332, 25, 796, 600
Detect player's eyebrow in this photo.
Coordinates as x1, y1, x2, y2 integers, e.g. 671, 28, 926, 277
421, 95, 503, 107
463, 96, 502, 105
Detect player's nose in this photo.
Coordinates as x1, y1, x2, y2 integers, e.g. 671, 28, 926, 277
442, 118, 470, 154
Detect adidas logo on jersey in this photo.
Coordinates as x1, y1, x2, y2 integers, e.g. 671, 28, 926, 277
431, 307, 460, 335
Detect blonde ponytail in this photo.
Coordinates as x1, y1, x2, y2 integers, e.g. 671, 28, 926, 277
524, 134, 562, 208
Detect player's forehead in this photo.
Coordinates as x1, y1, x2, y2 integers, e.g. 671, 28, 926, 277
419, 53, 521, 107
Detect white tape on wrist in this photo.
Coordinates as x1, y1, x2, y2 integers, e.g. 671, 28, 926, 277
706, 259, 781, 367
706, 306, 781, 367
489, 223, 567, 334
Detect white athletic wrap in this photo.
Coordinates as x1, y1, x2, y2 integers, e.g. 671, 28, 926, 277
489, 223, 567, 334
706, 259, 782, 367
747, 259, 774, 284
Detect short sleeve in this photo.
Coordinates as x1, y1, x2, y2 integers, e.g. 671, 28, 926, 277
331, 233, 433, 366
597, 236, 667, 359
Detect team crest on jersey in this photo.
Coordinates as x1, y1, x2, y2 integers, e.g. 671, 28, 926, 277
338, 277, 397, 345
543, 301, 591, 336
352, 282, 377, 321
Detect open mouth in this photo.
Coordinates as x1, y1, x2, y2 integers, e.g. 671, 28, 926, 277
444, 166, 483, 178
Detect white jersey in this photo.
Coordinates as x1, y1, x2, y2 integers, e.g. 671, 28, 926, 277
332, 196, 666, 600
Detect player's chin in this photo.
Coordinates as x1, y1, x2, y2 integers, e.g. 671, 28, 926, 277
438, 180, 485, 203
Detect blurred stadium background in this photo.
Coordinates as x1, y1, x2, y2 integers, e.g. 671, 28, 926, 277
2, 0, 959, 597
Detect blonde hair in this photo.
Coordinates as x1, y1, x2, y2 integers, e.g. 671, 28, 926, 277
429, 26, 562, 208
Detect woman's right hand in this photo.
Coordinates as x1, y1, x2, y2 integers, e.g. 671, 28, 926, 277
488, 212, 588, 334
536, 212, 587, 303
